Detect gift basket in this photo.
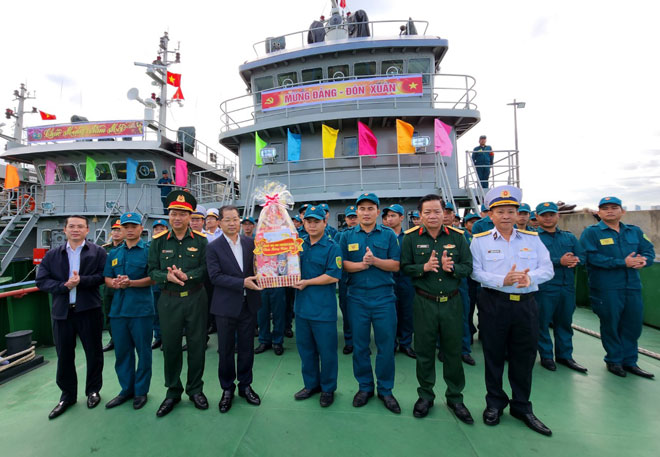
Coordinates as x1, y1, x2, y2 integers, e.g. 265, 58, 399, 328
252, 181, 303, 288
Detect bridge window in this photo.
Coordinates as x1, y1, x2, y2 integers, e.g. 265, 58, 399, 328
58, 164, 80, 182
41, 229, 51, 248
254, 75, 275, 103
302, 67, 324, 83
95, 229, 107, 243
382, 60, 404, 76
79, 162, 113, 181
354, 61, 376, 77
37, 165, 60, 183
112, 162, 127, 180
136, 161, 156, 180
408, 58, 431, 84
328, 64, 349, 80
342, 136, 358, 157
277, 72, 298, 87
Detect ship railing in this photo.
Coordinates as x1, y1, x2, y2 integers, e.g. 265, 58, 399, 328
190, 167, 238, 206
460, 149, 520, 207
251, 19, 430, 58
0, 185, 40, 218
219, 73, 477, 134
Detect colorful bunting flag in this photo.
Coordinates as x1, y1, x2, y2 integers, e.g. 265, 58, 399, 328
172, 87, 184, 100
175, 159, 188, 187
434, 119, 453, 157
255, 132, 267, 167
4, 164, 20, 190
85, 156, 97, 182
396, 119, 415, 154
45, 160, 56, 185
126, 158, 138, 184
322, 124, 339, 159
287, 129, 301, 162
358, 121, 377, 156
166, 71, 181, 87
39, 110, 56, 120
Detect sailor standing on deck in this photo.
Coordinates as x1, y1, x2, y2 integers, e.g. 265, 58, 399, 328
340, 193, 402, 414
400, 194, 474, 424
579, 196, 655, 379
147, 190, 210, 417
336, 205, 358, 354
103, 212, 154, 410
102, 219, 125, 353
470, 185, 554, 436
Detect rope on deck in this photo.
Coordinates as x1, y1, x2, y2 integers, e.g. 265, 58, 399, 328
572, 324, 660, 361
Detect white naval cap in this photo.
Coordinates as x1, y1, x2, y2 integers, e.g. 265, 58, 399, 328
485, 185, 522, 209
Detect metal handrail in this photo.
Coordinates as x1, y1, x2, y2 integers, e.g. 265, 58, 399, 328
219, 72, 477, 134
251, 19, 431, 57
94, 184, 125, 244
460, 149, 520, 199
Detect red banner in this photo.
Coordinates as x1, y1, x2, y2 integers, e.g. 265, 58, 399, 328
26, 120, 144, 144
261, 74, 423, 111
254, 237, 304, 256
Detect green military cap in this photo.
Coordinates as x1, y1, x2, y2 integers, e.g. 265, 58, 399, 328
536, 202, 558, 215
166, 190, 197, 212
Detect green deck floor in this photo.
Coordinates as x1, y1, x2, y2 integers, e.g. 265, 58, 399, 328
1, 306, 659, 457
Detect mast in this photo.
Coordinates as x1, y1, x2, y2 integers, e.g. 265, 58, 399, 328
3, 83, 36, 148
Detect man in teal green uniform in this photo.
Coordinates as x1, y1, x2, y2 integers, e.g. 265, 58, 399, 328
292, 205, 342, 407
535, 202, 587, 373
337, 205, 358, 354
103, 212, 154, 410
516, 203, 534, 231
148, 190, 210, 417
472, 204, 494, 235
579, 196, 655, 378
401, 194, 474, 423
340, 193, 401, 414
102, 219, 124, 352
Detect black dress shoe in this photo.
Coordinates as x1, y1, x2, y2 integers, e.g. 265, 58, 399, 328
352, 390, 374, 407
413, 398, 433, 418
399, 346, 417, 359
461, 354, 476, 366
239, 386, 261, 406
156, 398, 180, 417
151, 339, 162, 350
102, 340, 114, 352
273, 344, 284, 356
623, 365, 655, 379
190, 392, 209, 410
294, 386, 322, 400
448, 402, 474, 424
87, 392, 101, 409
284, 328, 294, 338
557, 358, 588, 373
607, 363, 627, 377
541, 358, 557, 371
378, 393, 401, 414
483, 407, 503, 426
437, 351, 445, 362
319, 392, 334, 407
510, 410, 552, 436
219, 390, 234, 413
343, 345, 353, 355
133, 396, 147, 410
254, 343, 272, 354
105, 395, 130, 409
48, 400, 75, 420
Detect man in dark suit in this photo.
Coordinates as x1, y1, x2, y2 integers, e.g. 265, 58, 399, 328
206, 205, 263, 413
36, 215, 107, 419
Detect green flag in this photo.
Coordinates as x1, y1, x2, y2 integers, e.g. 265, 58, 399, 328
255, 132, 266, 167
85, 156, 97, 182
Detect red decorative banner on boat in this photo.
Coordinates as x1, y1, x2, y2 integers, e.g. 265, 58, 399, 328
26, 120, 145, 144
261, 74, 423, 111
254, 237, 304, 256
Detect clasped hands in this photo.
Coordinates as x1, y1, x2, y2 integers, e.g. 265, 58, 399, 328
625, 252, 647, 269
503, 264, 531, 288
423, 250, 454, 273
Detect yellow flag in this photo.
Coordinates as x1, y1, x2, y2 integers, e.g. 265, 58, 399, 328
396, 119, 415, 154
322, 124, 339, 159
4, 164, 20, 190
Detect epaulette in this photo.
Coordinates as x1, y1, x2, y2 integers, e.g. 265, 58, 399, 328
518, 229, 539, 236
473, 230, 492, 238
152, 230, 168, 239
102, 242, 112, 247
193, 230, 206, 238
448, 226, 464, 234
404, 225, 419, 235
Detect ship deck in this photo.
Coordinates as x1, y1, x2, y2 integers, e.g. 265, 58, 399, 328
1, 306, 659, 457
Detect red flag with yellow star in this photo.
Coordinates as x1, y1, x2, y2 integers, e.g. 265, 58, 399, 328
39, 110, 56, 120
166, 71, 181, 87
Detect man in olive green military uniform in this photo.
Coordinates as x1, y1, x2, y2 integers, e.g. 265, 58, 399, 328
102, 219, 124, 352
148, 190, 209, 417
401, 194, 474, 424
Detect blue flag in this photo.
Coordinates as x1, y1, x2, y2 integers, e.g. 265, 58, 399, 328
126, 158, 138, 184
287, 129, 301, 162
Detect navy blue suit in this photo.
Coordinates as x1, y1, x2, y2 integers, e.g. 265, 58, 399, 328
36, 241, 107, 402
206, 235, 261, 392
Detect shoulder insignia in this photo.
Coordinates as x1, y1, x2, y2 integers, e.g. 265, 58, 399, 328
152, 230, 168, 239
448, 226, 464, 234
102, 242, 112, 247
193, 230, 206, 238
404, 225, 419, 235
518, 229, 539, 236
473, 230, 492, 238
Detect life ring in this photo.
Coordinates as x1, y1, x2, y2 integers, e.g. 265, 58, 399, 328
18, 194, 36, 213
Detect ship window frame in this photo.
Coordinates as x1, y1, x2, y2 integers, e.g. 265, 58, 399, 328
95, 229, 107, 243
37, 164, 61, 184
328, 64, 350, 81
136, 160, 157, 181
382, 59, 404, 76
408, 58, 431, 84
354, 61, 377, 77
111, 161, 128, 181
57, 163, 81, 183
302, 67, 324, 83
276, 71, 298, 87
254, 75, 275, 104
78, 161, 114, 181
342, 136, 358, 157
40, 229, 52, 248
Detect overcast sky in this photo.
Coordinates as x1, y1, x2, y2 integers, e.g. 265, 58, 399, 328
1, 0, 658, 209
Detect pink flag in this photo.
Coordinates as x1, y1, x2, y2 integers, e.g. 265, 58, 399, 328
45, 160, 57, 185
175, 159, 188, 187
358, 121, 378, 156
434, 119, 453, 157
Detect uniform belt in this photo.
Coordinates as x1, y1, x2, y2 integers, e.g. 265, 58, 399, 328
415, 288, 458, 303
161, 283, 203, 298
485, 288, 534, 302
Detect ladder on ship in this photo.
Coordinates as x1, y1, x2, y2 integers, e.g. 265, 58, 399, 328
0, 213, 39, 275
